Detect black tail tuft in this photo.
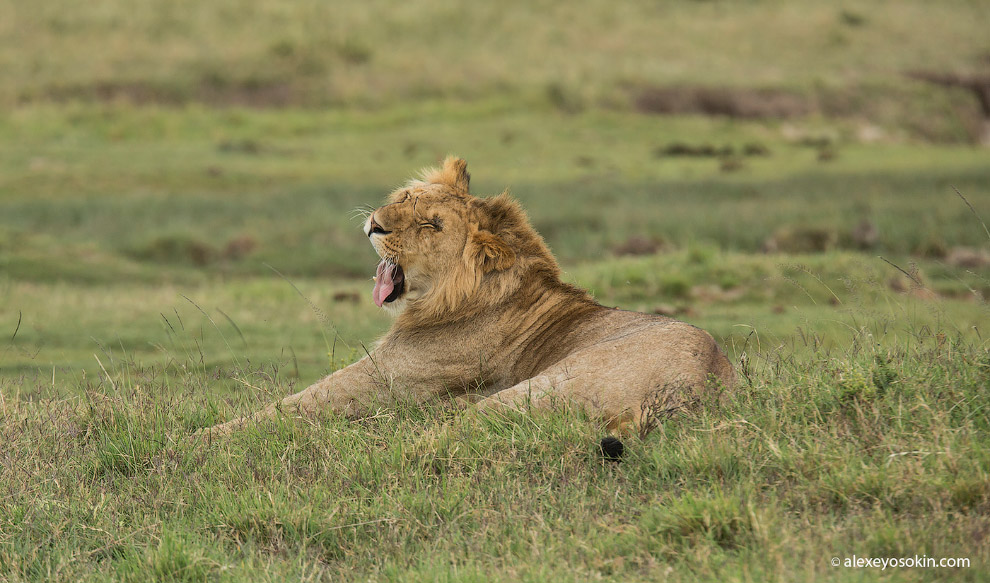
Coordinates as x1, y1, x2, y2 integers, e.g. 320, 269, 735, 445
599, 436, 624, 462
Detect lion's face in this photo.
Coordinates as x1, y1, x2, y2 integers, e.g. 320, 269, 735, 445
362, 157, 524, 319
364, 185, 472, 313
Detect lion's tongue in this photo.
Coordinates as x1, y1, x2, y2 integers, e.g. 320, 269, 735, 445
373, 260, 396, 307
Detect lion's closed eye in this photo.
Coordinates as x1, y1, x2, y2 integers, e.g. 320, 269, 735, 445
420, 218, 443, 231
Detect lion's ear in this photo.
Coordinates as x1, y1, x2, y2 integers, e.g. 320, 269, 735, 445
422, 156, 470, 194
471, 230, 515, 273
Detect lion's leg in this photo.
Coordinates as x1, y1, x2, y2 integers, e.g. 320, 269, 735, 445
474, 368, 641, 434
474, 366, 703, 435
475, 322, 731, 435
200, 355, 388, 438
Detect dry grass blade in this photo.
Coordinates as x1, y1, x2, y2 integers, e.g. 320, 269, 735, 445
953, 186, 990, 242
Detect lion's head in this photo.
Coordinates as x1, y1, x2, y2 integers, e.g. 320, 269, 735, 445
363, 156, 561, 324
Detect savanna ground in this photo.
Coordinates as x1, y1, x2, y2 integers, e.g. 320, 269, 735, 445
1, 1, 990, 581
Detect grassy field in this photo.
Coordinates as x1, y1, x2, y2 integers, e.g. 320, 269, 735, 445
1, 339, 988, 581
1, 104, 988, 581
2, 0, 990, 580
3, 0, 988, 143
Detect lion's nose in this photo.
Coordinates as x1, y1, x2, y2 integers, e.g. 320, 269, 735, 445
368, 215, 390, 237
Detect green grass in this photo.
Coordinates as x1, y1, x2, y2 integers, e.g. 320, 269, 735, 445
2, 0, 988, 143
2, 248, 987, 387
1, 102, 988, 580
1, 106, 988, 286
1, 329, 987, 581
2, 1, 990, 578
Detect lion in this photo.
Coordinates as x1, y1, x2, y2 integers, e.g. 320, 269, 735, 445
206, 157, 733, 438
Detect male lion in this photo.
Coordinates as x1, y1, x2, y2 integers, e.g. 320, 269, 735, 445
207, 157, 733, 437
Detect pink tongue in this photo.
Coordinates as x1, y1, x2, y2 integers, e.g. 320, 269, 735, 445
372, 260, 396, 307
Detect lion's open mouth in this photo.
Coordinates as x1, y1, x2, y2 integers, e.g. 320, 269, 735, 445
373, 260, 405, 307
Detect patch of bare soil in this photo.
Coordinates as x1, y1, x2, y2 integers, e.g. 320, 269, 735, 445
946, 247, 990, 269
762, 227, 837, 254
30, 78, 296, 108
633, 85, 809, 119
612, 235, 667, 257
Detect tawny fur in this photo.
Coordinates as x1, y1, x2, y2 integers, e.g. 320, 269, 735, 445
206, 157, 734, 437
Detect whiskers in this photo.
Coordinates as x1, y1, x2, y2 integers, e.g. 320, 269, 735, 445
349, 205, 375, 223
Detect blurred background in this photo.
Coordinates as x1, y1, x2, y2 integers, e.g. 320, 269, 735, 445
0, 0, 988, 386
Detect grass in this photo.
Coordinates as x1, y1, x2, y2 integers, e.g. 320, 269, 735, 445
1, 105, 988, 286
2, 0, 990, 578
2, 0, 988, 143
2, 229, 988, 582
1, 326, 987, 581
1, 103, 988, 580
2, 244, 987, 389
